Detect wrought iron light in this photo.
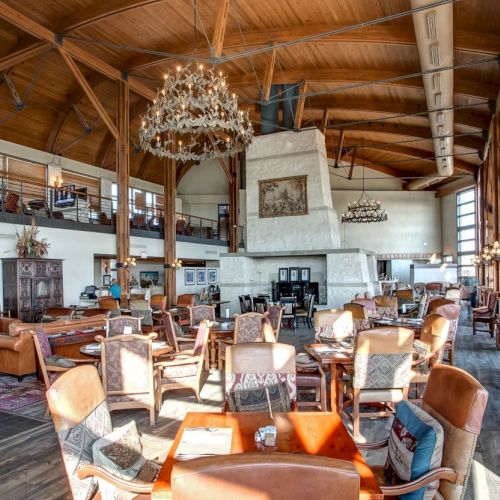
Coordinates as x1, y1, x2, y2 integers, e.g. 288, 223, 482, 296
140, 64, 253, 162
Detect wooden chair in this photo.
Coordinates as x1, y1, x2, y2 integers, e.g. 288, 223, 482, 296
218, 312, 265, 369
224, 342, 297, 411
296, 293, 315, 328
162, 311, 198, 352
105, 315, 142, 336
252, 296, 268, 314
374, 295, 398, 319
266, 304, 284, 340
171, 454, 359, 500
444, 286, 462, 305
428, 302, 461, 365
396, 288, 414, 309
343, 303, 371, 336
189, 304, 216, 326
155, 322, 210, 406
41, 307, 75, 322
81, 308, 112, 318
176, 294, 196, 307
313, 309, 354, 342
46, 365, 161, 499
96, 333, 157, 427
358, 365, 488, 499
339, 327, 414, 440
98, 296, 120, 317
130, 299, 157, 334
280, 296, 296, 329
150, 294, 167, 311
426, 282, 444, 295
472, 291, 498, 337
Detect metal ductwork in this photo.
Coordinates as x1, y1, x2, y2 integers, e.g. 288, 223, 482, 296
260, 84, 281, 134
282, 83, 299, 129
408, 0, 454, 190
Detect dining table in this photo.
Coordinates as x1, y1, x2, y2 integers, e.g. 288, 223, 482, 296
304, 341, 354, 412
152, 411, 383, 499
372, 317, 424, 336
80, 340, 173, 358
188, 319, 235, 368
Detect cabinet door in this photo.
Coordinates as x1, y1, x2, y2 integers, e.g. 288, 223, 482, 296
47, 261, 62, 277
19, 260, 35, 277
18, 278, 32, 313
52, 278, 64, 306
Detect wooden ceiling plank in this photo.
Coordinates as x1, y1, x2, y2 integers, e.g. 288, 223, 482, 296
294, 81, 307, 129
58, 48, 119, 141
262, 45, 276, 101
212, 0, 231, 58
137, 153, 153, 179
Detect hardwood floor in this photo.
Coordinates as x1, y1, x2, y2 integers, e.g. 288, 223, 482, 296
0, 316, 498, 499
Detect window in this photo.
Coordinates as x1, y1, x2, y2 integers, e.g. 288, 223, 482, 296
456, 188, 477, 279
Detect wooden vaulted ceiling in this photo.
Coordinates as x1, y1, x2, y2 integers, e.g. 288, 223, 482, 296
0, 0, 498, 189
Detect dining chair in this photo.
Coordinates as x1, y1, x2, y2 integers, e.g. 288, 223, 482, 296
171, 454, 360, 500
252, 296, 268, 314
176, 294, 196, 307
280, 296, 296, 329
155, 322, 210, 405
295, 351, 327, 412
130, 299, 157, 334
426, 282, 444, 295
396, 288, 414, 309
358, 365, 488, 500
238, 295, 248, 313
105, 315, 142, 337
189, 304, 216, 326
313, 309, 354, 342
81, 308, 112, 318
374, 295, 398, 319
266, 304, 284, 340
218, 312, 265, 369
224, 342, 296, 412
444, 286, 462, 305
296, 293, 315, 328
46, 365, 161, 500
472, 291, 498, 337
98, 296, 120, 317
162, 311, 197, 352
343, 303, 371, 336
150, 294, 167, 311
428, 302, 460, 365
339, 326, 414, 440
96, 333, 157, 427
41, 307, 75, 322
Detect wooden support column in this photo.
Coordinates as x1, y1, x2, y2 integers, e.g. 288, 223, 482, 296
116, 80, 130, 298
212, 0, 230, 58
164, 156, 177, 306
493, 112, 499, 289
229, 155, 239, 253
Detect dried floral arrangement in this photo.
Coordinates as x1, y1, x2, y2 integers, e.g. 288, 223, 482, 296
16, 220, 50, 258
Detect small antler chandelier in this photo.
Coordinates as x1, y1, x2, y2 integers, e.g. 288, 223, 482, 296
140, 64, 253, 162
473, 241, 500, 266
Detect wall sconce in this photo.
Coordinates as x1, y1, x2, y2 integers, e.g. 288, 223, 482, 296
116, 257, 137, 268
164, 258, 182, 269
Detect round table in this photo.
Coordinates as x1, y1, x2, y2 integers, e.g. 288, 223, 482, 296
80, 340, 173, 358
189, 321, 235, 368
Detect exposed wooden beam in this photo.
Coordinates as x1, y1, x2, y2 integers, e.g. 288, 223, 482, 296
262, 45, 276, 101
331, 151, 401, 178
294, 82, 307, 129
334, 130, 345, 166
212, 0, 230, 58
228, 155, 239, 253
164, 156, 176, 306
217, 157, 232, 183
58, 48, 119, 141
320, 109, 329, 134
0, 41, 50, 72
435, 176, 476, 198
347, 151, 356, 179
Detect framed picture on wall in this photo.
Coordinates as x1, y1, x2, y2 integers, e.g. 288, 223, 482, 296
208, 269, 217, 284
102, 274, 111, 286
300, 267, 311, 282
196, 269, 206, 285
184, 268, 195, 285
278, 268, 289, 282
289, 267, 300, 282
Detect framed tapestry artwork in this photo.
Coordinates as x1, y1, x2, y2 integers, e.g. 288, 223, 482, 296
197, 269, 207, 285
184, 269, 195, 286
207, 268, 217, 284
278, 268, 289, 282
258, 175, 308, 218
300, 267, 311, 282
289, 267, 300, 282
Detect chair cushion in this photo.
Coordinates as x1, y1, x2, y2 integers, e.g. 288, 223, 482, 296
45, 354, 76, 369
227, 382, 291, 413
315, 323, 352, 341
161, 362, 197, 381
385, 401, 444, 500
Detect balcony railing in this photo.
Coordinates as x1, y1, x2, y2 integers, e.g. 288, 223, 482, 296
0, 175, 244, 246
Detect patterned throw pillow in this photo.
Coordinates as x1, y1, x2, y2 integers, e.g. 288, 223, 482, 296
45, 354, 76, 368
385, 401, 444, 500
227, 382, 291, 413
412, 340, 430, 375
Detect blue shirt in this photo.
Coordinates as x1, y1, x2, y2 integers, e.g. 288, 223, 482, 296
110, 283, 121, 300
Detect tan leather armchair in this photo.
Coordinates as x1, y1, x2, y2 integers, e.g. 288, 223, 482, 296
0, 317, 32, 378
171, 453, 360, 500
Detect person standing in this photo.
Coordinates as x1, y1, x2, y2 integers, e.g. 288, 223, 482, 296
109, 278, 122, 304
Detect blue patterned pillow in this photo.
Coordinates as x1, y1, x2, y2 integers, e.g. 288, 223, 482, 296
385, 401, 444, 500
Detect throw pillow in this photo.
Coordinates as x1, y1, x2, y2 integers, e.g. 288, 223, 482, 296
385, 401, 444, 500
227, 382, 291, 413
45, 354, 76, 368
412, 340, 431, 374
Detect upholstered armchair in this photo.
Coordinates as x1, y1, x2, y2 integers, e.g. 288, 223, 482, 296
81, 308, 112, 318
171, 454, 360, 500
343, 303, 371, 336
96, 333, 157, 427
313, 309, 354, 342
98, 297, 120, 317
162, 311, 197, 352
472, 291, 498, 337
428, 302, 460, 365
105, 315, 141, 336
155, 322, 210, 406
266, 305, 284, 340
444, 286, 462, 305
130, 299, 158, 334
351, 298, 378, 318
218, 312, 265, 369
358, 365, 488, 499
0, 317, 34, 378
176, 294, 196, 307
373, 295, 398, 319
224, 342, 297, 412
189, 304, 216, 325
46, 365, 163, 499
150, 294, 167, 311
339, 327, 414, 440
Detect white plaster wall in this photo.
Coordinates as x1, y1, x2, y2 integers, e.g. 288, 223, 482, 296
332, 190, 441, 254
440, 193, 457, 259
330, 166, 404, 191
245, 129, 340, 252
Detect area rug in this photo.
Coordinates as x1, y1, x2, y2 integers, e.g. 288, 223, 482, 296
0, 374, 46, 411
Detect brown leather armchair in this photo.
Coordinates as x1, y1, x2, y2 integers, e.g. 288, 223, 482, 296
0, 318, 34, 379
171, 453, 360, 500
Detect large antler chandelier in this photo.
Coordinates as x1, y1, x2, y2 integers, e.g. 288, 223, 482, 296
140, 64, 253, 162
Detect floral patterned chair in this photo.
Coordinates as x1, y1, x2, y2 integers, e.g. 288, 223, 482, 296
105, 315, 142, 337
155, 322, 210, 406
313, 309, 354, 342
225, 342, 297, 412
218, 312, 265, 369
374, 295, 398, 319
189, 304, 216, 326
96, 333, 157, 427
162, 311, 197, 352
266, 305, 284, 340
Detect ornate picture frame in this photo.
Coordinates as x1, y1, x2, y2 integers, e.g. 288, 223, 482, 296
258, 175, 308, 218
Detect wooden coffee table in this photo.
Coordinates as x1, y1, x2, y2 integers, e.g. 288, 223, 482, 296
152, 411, 383, 499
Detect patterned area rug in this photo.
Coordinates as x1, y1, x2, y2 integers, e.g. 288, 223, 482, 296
0, 374, 46, 411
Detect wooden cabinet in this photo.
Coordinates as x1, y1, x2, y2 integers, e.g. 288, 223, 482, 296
2, 258, 64, 321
